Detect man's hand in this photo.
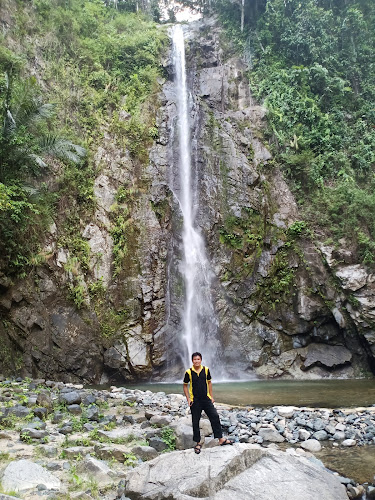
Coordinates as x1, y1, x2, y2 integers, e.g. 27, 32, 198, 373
187, 399, 193, 407
211, 398, 215, 404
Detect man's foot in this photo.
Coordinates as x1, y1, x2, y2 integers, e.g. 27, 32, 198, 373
194, 443, 203, 454
219, 438, 234, 446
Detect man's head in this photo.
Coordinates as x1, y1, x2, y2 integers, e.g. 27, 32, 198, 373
191, 352, 202, 368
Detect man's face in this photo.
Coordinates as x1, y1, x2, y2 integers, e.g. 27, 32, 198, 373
192, 356, 202, 368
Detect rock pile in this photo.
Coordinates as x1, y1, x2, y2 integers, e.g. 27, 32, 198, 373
0, 378, 373, 499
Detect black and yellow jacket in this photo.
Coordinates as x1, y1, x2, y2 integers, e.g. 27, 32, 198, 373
183, 365, 212, 402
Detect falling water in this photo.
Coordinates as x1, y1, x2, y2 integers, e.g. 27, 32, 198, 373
172, 24, 220, 371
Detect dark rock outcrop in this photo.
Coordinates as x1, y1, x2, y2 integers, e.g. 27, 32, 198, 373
0, 17, 374, 382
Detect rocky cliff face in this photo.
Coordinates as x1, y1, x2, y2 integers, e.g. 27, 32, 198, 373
0, 124, 169, 382
0, 16, 374, 382
152, 17, 375, 380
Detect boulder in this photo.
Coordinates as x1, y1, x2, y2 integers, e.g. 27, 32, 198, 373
298, 429, 311, 441
200, 419, 213, 436
333, 431, 346, 441
23, 420, 46, 430
131, 445, 158, 461
67, 404, 82, 415
300, 439, 322, 452
7, 406, 31, 418
60, 391, 81, 405
172, 420, 193, 450
36, 390, 52, 409
335, 423, 346, 432
98, 428, 142, 441
149, 415, 172, 427
335, 265, 367, 291
94, 444, 131, 463
171, 417, 213, 450
86, 405, 100, 421
51, 411, 64, 424
39, 446, 59, 458
313, 430, 328, 441
104, 342, 127, 370
124, 444, 347, 499
82, 394, 97, 406
84, 423, 95, 432
342, 439, 356, 447
78, 455, 113, 482
258, 428, 285, 443
302, 343, 352, 370
59, 425, 73, 435
33, 407, 48, 419
347, 485, 365, 499
63, 447, 94, 459
325, 425, 336, 435
275, 406, 296, 419
148, 437, 168, 452
1, 459, 61, 492
20, 427, 48, 440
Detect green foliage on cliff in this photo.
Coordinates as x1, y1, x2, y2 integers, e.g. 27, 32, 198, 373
110, 185, 140, 277
217, 0, 375, 262
219, 208, 265, 255
0, 0, 167, 276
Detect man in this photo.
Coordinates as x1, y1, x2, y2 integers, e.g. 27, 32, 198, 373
183, 352, 233, 454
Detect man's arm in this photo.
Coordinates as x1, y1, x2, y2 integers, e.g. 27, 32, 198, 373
208, 380, 215, 403
183, 384, 192, 406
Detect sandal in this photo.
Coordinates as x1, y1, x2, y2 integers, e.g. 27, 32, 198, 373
220, 439, 234, 446
194, 443, 203, 454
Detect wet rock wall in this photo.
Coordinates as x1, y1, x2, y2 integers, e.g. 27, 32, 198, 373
0, 17, 374, 382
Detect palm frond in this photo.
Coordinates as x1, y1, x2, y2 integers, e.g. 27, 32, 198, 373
35, 103, 56, 120
11, 78, 55, 127
29, 154, 47, 169
39, 134, 86, 164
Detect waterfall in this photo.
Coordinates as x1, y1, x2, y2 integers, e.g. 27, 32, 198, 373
171, 25, 221, 372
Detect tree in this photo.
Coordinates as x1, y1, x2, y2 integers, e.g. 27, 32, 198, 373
0, 72, 85, 182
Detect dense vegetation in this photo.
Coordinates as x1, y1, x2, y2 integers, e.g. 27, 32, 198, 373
217, 0, 375, 263
0, 0, 166, 276
1, 0, 374, 275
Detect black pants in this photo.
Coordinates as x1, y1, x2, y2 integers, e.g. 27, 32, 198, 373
191, 397, 223, 443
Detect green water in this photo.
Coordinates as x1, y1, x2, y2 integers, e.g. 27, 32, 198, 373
316, 444, 375, 484
128, 379, 375, 408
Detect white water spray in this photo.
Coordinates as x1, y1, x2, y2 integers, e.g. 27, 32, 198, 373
172, 25, 220, 370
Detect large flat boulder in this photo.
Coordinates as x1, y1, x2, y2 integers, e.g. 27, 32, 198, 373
124, 443, 347, 499
1, 459, 61, 493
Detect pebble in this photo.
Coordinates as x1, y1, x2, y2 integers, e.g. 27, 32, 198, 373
342, 439, 356, 447
300, 439, 322, 452
312, 430, 328, 441
0, 377, 374, 498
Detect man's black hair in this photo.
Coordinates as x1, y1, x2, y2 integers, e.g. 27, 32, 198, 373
191, 352, 202, 361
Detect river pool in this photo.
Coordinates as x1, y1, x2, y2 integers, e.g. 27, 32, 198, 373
127, 378, 375, 408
